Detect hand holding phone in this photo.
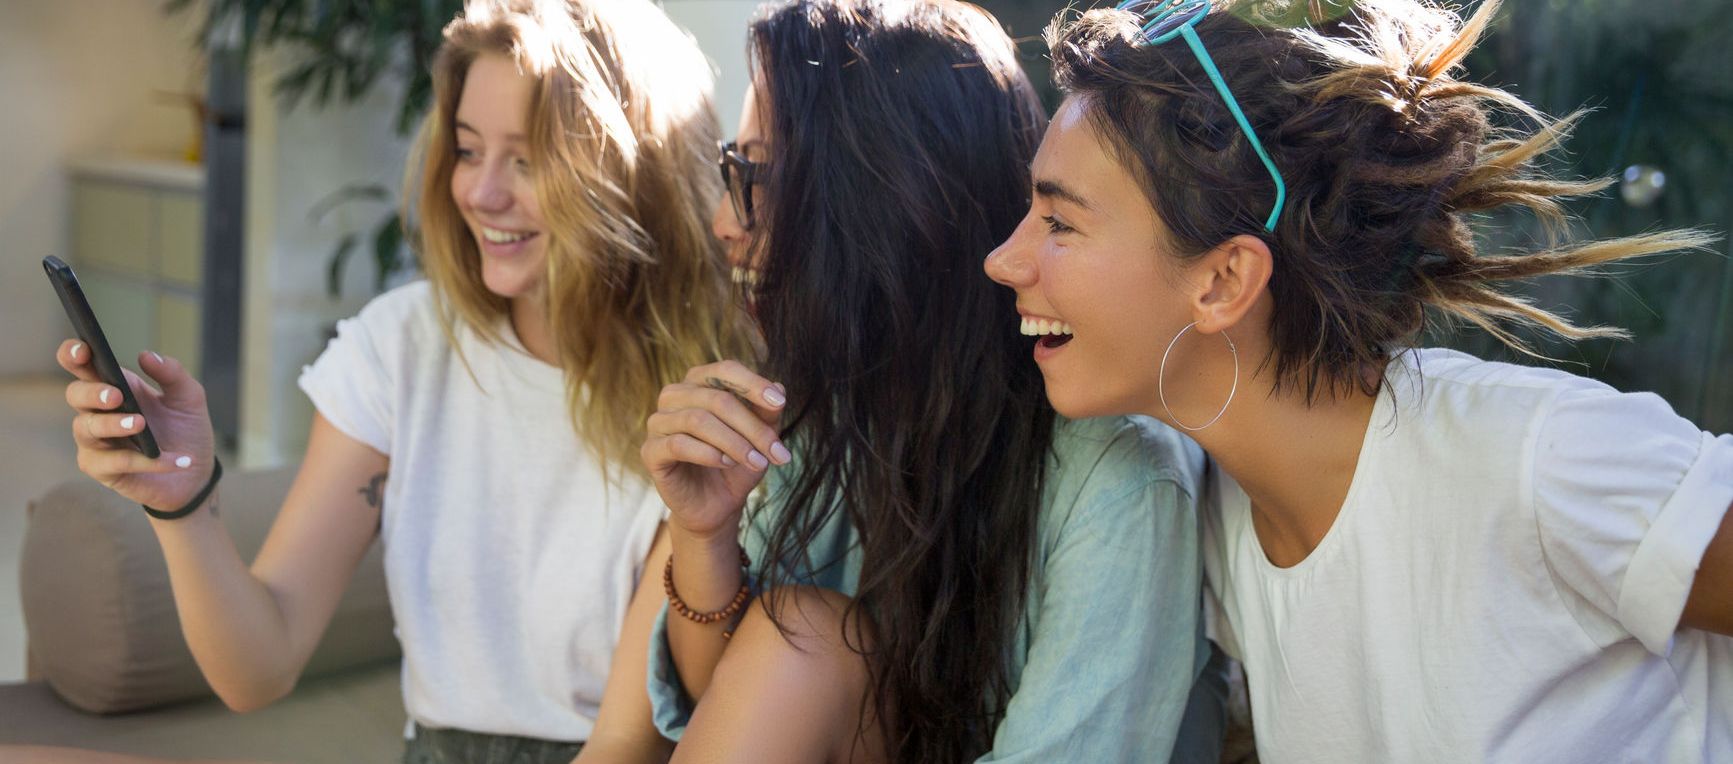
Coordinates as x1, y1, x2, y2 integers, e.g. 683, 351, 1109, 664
46, 256, 218, 510
44, 256, 161, 457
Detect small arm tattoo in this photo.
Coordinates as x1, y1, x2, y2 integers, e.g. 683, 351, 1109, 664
704, 376, 752, 400
358, 472, 387, 510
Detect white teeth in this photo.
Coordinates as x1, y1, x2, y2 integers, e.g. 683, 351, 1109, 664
731, 267, 761, 287
481, 226, 532, 243
1019, 317, 1073, 336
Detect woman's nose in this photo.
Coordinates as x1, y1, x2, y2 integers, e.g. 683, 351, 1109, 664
985, 217, 1036, 287
467, 164, 513, 213
712, 191, 746, 244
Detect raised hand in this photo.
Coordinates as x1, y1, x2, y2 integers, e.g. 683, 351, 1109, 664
641, 360, 790, 544
58, 340, 217, 511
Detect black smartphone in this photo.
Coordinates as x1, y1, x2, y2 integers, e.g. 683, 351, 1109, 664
42, 255, 162, 458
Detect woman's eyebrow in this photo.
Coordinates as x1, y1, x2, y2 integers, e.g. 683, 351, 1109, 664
1034, 177, 1095, 212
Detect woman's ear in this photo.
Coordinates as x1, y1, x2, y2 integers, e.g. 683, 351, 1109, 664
1189, 234, 1272, 334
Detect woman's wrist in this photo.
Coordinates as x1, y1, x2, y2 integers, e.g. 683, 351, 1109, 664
143, 457, 223, 521
667, 527, 746, 613
666, 512, 744, 556
665, 546, 752, 635
146, 489, 223, 532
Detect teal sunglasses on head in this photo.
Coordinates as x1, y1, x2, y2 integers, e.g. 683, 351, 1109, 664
1116, 0, 1286, 232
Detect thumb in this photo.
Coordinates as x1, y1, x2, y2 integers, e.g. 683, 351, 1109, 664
138, 350, 204, 408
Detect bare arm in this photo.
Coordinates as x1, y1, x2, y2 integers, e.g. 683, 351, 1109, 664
1680, 503, 1733, 636
58, 338, 385, 712
157, 414, 386, 711
664, 529, 745, 701
640, 360, 790, 702
575, 526, 677, 764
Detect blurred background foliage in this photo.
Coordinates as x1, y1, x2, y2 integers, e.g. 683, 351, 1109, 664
983, 0, 1733, 430
166, 0, 463, 296
1452, 0, 1733, 432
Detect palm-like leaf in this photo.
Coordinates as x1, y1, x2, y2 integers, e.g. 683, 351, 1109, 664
164, 0, 458, 298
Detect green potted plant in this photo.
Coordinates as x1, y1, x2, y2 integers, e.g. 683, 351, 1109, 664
167, 0, 465, 297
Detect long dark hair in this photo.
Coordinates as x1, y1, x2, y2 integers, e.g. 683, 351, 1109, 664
745, 0, 1052, 759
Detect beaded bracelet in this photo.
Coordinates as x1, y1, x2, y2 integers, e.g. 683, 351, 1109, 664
664, 546, 753, 638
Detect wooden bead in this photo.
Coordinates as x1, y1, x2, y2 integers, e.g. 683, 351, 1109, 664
664, 548, 754, 628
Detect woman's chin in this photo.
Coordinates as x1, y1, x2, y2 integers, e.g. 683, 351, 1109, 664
1049, 396, 1103, 421
1044, 380, 1135, 422
482, 279, 528, 300
480, 264, 543, 300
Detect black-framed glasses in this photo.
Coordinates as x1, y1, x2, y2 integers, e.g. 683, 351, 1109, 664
718, 140, 765, 229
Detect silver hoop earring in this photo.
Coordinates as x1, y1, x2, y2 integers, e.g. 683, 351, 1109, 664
1158, 322, 1238, 432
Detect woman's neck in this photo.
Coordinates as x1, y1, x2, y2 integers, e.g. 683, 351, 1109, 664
509, 292, 559, 366
1184, 377, 1379, 568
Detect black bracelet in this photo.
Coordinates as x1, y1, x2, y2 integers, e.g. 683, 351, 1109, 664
142, 457, 223, 521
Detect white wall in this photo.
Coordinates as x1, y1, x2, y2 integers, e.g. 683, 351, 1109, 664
0, 0, 204, 377
239, 50, 411, 468
663, 0, 763, 136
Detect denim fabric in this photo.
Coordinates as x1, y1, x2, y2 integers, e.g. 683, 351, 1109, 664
402, 724, 584, 764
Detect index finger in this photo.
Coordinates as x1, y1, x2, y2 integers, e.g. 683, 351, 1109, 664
57, 339, 102, 383
682, 360, 786, 423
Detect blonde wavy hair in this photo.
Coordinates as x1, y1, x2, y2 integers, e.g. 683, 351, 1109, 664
411, 0, 750, 478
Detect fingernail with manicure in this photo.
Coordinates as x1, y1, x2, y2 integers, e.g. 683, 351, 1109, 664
100, 388, 111, 405
771, 442, 792, 464
175, 456, 192, 469
763, 385, 786, 407
747, 450, 769, 470
720, 453, 736, 467
120, 416, 136, 430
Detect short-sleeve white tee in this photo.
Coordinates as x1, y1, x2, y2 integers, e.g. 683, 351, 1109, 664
1204, 348, 1732, 762
298, 281, 664, 742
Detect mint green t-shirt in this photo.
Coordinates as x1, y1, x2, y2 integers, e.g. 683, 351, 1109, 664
647, 415, 1222, 762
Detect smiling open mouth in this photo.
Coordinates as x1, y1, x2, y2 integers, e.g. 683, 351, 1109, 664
479, 226, 538, 245
1021, 317, 1074, 349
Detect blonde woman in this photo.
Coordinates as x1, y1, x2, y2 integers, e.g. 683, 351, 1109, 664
54, 0, 745, 760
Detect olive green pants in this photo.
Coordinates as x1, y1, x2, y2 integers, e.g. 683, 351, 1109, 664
402, 723, 584, 764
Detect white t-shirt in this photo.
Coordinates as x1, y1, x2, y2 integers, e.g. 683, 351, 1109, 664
298, 281, 664, 742
1204, 348, 1732, 762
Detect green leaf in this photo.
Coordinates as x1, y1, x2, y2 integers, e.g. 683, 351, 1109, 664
173, 0, 440, 136
399, 73, 432, 134
326, 233, 359, 299
312, 60, 338, 107
307, 182, 392, 223
373, 213, 405, 294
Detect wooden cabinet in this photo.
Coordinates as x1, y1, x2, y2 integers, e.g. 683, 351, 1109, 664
67, 158, 205, 374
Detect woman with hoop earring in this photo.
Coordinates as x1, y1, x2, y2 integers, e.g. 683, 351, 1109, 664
987, 0, 1731, 759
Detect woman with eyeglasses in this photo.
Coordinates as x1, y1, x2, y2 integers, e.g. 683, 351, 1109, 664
634, 0, 1226, 761
54, 1, 747, 760
986, 0, 1731, 760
